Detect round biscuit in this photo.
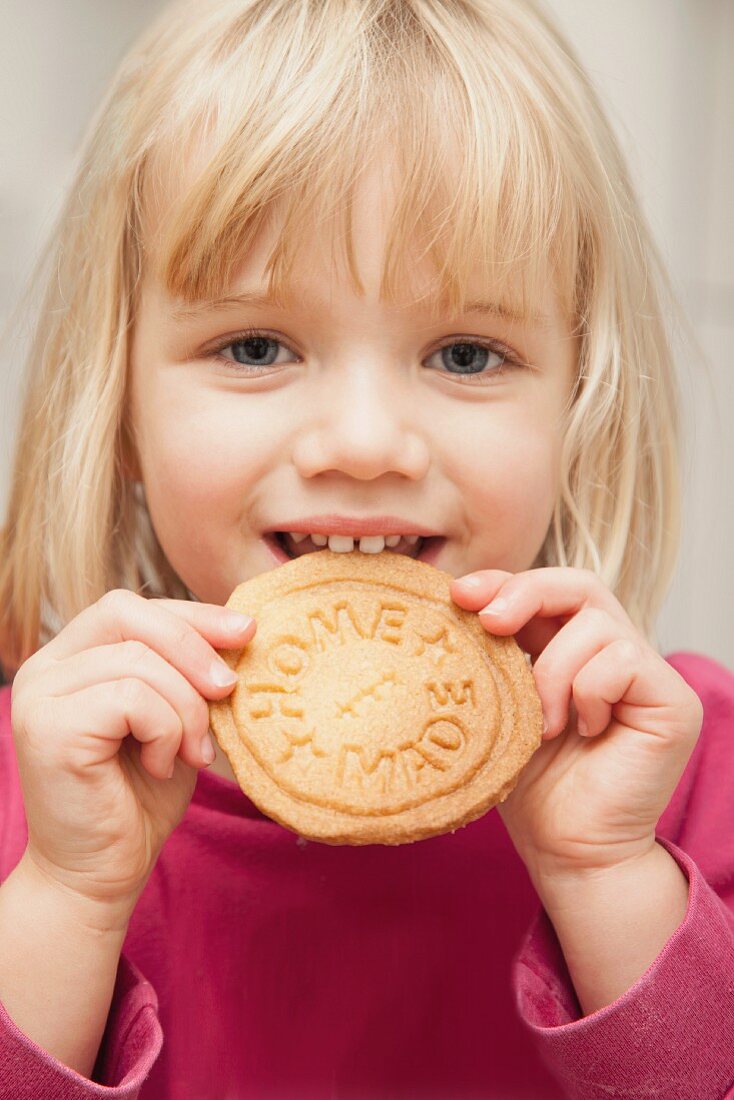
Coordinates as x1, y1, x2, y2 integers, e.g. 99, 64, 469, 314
208, 549, 543, 845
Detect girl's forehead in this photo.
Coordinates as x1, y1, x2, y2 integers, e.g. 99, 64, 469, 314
141, 142, 564, 328
127, 0, 591, 331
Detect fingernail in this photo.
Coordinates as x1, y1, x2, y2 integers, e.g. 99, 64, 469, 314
222, 612, 254, 633
211, 660, 238, 687
166, 761, 175, 779
201, 734, 216, 765
577, 720, 589, 737
480, 597, 508, 615
456, 574, 483, 588
542, 716, 550, 737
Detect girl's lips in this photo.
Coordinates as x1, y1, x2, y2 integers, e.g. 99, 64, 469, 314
261, 533, 446, 566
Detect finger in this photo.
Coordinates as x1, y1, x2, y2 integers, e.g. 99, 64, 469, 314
451, 567, 628, 664
530, 607, 631, 739
450, 569, 554, 656
42, 641, 213, 769
572, 641, 703, 742
450, 569, 514, 609
40, 679, 184, 781
571, 639, 643, 739
41, 590, 255, 702
450, 570, 561, 661
468, 567, 629, 636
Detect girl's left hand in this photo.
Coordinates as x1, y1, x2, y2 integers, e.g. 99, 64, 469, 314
449, 567, 704, 883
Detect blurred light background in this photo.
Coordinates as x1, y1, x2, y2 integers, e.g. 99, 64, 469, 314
1, 0, 732, 668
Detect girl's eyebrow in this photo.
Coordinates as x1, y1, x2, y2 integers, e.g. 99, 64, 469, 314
170, 291, 548, 326
171, 293, 283, 320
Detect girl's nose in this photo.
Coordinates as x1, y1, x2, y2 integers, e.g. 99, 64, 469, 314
290, 361, 430, 481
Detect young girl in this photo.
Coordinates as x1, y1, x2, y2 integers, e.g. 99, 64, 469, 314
0, 0, 732, 1096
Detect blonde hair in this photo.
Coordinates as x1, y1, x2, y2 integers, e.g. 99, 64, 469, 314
0, 0, 691, 678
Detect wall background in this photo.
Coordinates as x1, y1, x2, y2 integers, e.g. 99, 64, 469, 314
1, 0, 732, 668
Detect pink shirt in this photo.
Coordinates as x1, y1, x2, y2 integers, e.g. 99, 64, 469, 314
1, 650, 733, 1099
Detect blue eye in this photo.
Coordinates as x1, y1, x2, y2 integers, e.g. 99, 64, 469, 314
215, 330, 294, 368
426, 341, 512, 380
210, 329, 522, 382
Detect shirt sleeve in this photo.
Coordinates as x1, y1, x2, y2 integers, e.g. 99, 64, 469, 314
0, 954, 162, 1098
0, 684, 162, 1096
512, 838, 734, 1099
510, 652, 734, 1100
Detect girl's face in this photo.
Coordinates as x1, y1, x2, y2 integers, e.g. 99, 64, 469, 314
129, 163, 577, 605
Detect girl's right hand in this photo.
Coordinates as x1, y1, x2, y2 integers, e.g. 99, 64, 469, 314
9, 589, 256, 916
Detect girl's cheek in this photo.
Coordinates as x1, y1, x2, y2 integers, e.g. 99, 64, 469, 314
473, 437, 559, 558
153, 397, 266, 480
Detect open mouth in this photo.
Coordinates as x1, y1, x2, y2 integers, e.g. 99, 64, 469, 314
263, 532, 446, 564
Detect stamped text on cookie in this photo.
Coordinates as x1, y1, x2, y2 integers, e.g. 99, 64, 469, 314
232, 583, 508, 815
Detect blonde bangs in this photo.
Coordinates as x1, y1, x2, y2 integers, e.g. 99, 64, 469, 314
146, 0, 583, 323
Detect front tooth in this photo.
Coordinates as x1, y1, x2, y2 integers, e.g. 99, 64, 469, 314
288, 531, 309, 543
385, 535, 401, 548
405, 535, 420, 545
357, 535, 386, 553
326, 535, 354, 551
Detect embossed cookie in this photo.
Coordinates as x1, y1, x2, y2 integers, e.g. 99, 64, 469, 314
208, 550, 543, 845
